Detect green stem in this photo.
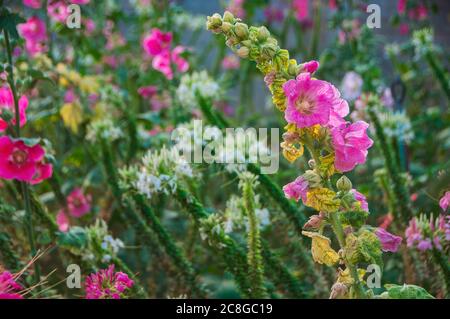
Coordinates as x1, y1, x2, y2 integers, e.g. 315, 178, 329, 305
367, 103, 413, 222
309, 0, 321, 59
329, 212, 366, 298
132, 194, 206, 297
425, 52, 450, 101
431, 248, 450, 298
243, 179, 268, 298
0, 232, 22, 272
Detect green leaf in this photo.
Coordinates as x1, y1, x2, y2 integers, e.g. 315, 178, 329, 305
57, 227, 88, 249
20, 137, 41, 147
340, 210, 369, 229
345, 230, 383, 268
381, 284, 435, 299
0, 8, 26, 40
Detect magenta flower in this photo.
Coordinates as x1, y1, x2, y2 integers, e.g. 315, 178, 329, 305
0, 271, 23, 299
283, 73, 341, 128
56, 210, 70, 232
405, 217, 421, 247
292, 0, 310, 22
222, 55, 240, 70
351, 189, 369, 212
18, 16, 48, 56
283, 176, 309, 203
142, 28, 172, 57
328, 85, 350, 128
138, 86, 158, 99
67, 188, 92, 218
226, 0, 246, 19
439, 191, 449, 212
0, 136, 52, 184
397, 0, 407, 15
300, 60, 319, 74
23, 0, 42, 8
417, 239, 432, 251
151, 46, 189, 80
375, 228, 402, 252
47, 1, 69, 23
0, 86, 29, 132
85, 265, 134, 299
331, 121, 373, 172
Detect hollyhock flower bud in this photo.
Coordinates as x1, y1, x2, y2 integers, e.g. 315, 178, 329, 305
331, 121, 373, 172
206, 14, 223, 32
300, 60, 319, 74
222, 11, 235, 23
236, 46, 250, 58
0, 86, 29, 132
330, 282, 348, 299
336, 175, 352, 192
257, 26, 270, 42
375, 228, 402, 252
56, 210, 70, 232
302, 170, 321, 188
221, 21, 233, 33
303, 214, 322, 229
234, 23, 249, 39
283, 176, 309, 203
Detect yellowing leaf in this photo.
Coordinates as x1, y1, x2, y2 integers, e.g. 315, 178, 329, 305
60, 102, 83, 133
302, 231, 340, 266
281, 141, 304, 163
318, 153, 335, 178
306, 188, 341, 213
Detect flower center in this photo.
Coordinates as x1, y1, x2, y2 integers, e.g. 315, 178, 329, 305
11, 149, 28, 165
295, 97, 315, 115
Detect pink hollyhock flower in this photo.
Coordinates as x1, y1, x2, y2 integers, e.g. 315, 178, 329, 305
292, 0, 309, 22
283, 176, 309, 203
71, 0, 90, 4
222, 55, 240, 70
0, 136, 52, 184
351, 189, 369, 212
67, 188, 92, 218
137, 86, 158, 99
142, 28, 172, 57
378, 213, 394, 229
375, 228, 402, 252
64, 89, 77, 103
85, 265, 134, 299
47, 1, 69, 23
328, 85, 350, 128
83, 18, 96, 35
283, 72, 337, 128
416, 5, 428, 20
23, 0, 42, 9
171, 46, 189, 73
397, 0, 407, 14
56, 210, 70, 232
331, 121, 373, 172
439, 191, 449, 212
0, 271, 23, 299
18, 16, 48, 56
152, 46, 189, 80
0, 86, 29, 132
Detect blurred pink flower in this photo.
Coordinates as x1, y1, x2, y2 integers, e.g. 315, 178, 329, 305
47, 1, 69, 23
142, 28, 172, 57
67, 188, 92, 218
292, 0, 309, 22
138, 86, 158, 99
85, 265, 134, 299
283, 176, 309, 203
226, 0, 246, 19
397, 0, 407, 15
23, 0, 42, 9
375, 228, 402, 252
56, 210, 70, 232
264, 6, 284, 23
329, 0, 337, 10
0, 86, 29, 132
18, 16, 48, 56
331, 121, 373, 172
399, 23, 409, 35
222, 55, 240, 70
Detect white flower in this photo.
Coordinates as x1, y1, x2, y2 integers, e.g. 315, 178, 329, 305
176, 71, 221, 109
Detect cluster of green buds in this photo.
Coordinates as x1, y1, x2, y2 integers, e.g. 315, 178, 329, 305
412, 28, 435, 58
207, 11, 312, 111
